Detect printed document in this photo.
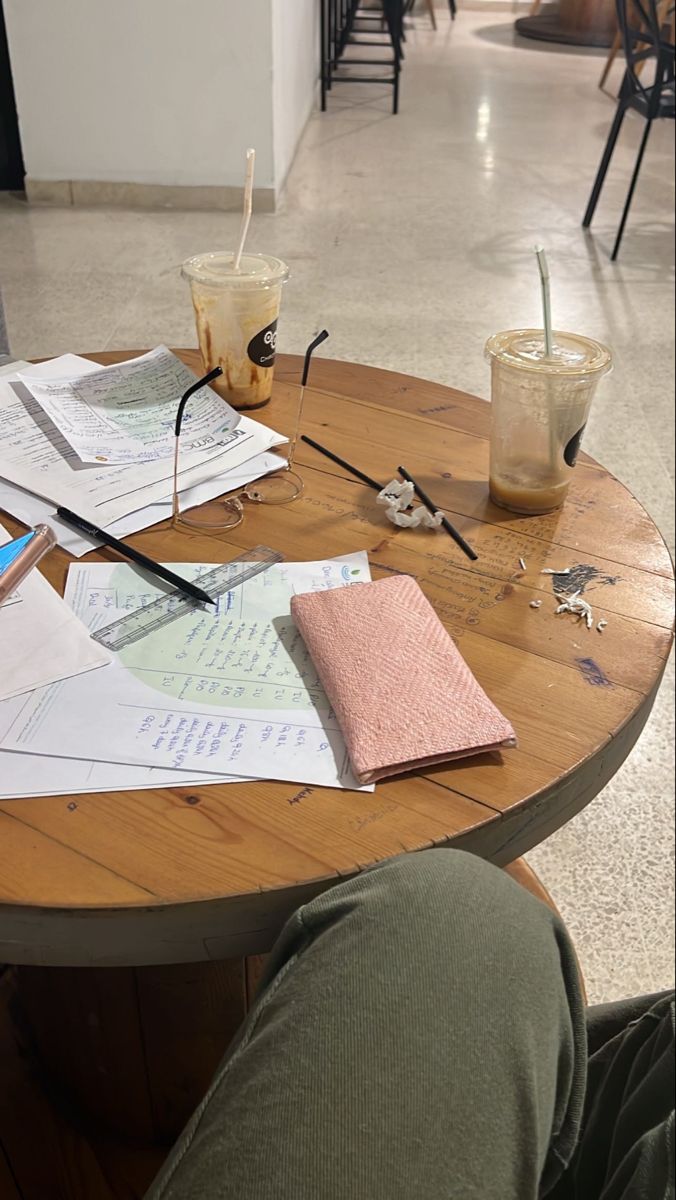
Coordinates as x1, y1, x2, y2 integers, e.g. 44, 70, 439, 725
18, 346, 240, 465
0, 353, 285, 525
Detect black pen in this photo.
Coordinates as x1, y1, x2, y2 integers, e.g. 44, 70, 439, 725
397, 467, 478, 562
56, 507, 216, 605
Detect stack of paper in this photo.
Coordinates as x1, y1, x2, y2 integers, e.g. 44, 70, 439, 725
0, 348, 287, 554
0, 349, 375, 800
0, 551, 374, 798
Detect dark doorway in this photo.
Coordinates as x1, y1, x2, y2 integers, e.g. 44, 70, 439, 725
0, 1, 24, 190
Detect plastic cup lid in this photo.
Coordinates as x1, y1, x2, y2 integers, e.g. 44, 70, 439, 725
485, 329, 612, 376
182, 251, 289, 290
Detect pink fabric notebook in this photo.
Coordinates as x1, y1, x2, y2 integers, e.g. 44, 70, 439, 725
291, 574, 517, 785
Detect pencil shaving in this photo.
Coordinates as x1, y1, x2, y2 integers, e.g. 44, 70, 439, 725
553, 588, 595, 629
541, 567, 571, 575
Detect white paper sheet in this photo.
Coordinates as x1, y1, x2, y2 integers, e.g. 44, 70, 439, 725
0, 685, 244, 799
0, 520, 110, 702
0, 751, 244, 798
0, 450, 284, 557
19, 346, 240, 465
0, 355, 285, 526
2, 554, 373, 791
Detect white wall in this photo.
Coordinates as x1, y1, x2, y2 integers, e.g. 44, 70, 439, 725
4, 0, 276, 189
271, 0, 319, 190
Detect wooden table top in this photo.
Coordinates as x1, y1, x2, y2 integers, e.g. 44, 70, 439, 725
1, 349, 673, 967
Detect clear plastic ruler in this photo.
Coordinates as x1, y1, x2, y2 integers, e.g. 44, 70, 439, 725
91, 544, 284, 651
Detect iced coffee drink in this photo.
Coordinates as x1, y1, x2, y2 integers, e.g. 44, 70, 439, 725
182, 252, 289, 411
485, 330, 612, 515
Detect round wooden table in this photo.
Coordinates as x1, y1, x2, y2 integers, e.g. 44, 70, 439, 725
516, 0, 617, 47
1, 349, 673, 1146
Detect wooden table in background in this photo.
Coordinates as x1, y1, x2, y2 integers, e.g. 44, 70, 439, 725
0, 351, 673, 1177
517, 0, 617, 46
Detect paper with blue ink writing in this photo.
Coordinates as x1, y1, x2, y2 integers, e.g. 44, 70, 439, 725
2, 552, 373, 791
18, 346, 240, 465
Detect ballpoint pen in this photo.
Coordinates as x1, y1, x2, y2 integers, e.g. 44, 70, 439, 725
56, 508, 216, 605
0, 524, 56, 604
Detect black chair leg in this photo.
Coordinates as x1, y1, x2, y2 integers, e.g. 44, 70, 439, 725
449, 0, 456, 18
611, 118, 652, 260
582, 102, 627, 228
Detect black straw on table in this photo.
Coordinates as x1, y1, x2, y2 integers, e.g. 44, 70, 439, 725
397, 466, 478, 562
300, 435, 383, 492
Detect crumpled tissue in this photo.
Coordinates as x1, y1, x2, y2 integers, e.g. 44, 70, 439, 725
376, 479, 442, 529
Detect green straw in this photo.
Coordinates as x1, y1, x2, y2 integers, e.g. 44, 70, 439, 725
534, 245, 558, 473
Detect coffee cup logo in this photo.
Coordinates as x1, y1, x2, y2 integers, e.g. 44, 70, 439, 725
248, 321, 278, 368
564, 424, 586, 468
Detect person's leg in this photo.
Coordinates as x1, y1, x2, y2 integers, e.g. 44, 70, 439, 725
146, 849, 587, 1200
553, 992, 675, 1200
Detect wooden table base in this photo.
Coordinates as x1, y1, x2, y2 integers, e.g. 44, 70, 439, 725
13, 955, 267, 1145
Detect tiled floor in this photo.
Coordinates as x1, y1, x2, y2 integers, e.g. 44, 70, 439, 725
1, 7, 673, 1002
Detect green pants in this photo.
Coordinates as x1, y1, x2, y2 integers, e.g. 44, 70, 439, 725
146, 850, 674, 1199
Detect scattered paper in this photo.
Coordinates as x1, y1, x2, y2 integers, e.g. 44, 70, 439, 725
0, 520, 110, 702
19, 346, 240, 466
0, 689, 244, 799
2, 553, 374, 791
0, 450, 285, 557
0, 591, 21, 608
0, 355, 285, 527
0, 754, 241, 799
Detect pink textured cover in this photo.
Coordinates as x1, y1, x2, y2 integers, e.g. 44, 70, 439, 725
290, 575, 517, 785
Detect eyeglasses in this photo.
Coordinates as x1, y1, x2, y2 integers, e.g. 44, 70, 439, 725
171, 330, 329, 532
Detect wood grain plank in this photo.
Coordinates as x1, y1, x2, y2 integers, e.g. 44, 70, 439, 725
17, 967, 155, 1143
136, 959, 247, 1142
245, 954, 269, 1008
86, 1142, 165, 1200
0, 972, 119, 1200
1, 774, 492, 900
0, 1144, 22, 1200
0, 810, 153, 905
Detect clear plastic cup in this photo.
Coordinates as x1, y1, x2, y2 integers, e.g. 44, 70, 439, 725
182, 251, 289, 411
485, 329, 612, 515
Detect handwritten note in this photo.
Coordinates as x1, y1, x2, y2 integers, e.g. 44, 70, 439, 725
19, 346, 240, 465
2, 554, 374, 791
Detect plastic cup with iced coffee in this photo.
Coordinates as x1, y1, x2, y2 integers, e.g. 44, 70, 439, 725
485, 329, 612, 515
182, 251, 289, 412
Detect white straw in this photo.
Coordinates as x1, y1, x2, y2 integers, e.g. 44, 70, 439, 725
534, 245, 553, 358
233, 148, 255, 272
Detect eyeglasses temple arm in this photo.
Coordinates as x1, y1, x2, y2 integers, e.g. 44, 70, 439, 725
172, 365, 223, 522
288, 330, 329, 471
